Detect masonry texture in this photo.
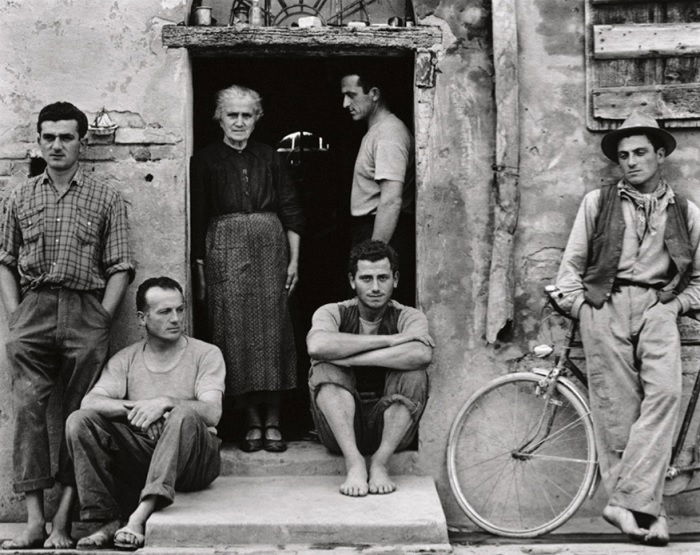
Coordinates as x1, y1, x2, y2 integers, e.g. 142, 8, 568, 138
0, 0, 699, 531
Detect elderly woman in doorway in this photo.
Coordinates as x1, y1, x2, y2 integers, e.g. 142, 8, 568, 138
191, 84, 303, 453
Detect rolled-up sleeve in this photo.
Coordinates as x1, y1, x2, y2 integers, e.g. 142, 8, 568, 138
102, 192, 135, 282
273, 152, 304, 235
555, 190, 600, 318
0, 190, 20, 268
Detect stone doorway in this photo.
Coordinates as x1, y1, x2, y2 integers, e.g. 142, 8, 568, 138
191, 55, 416, 441
163, 22, 441, 444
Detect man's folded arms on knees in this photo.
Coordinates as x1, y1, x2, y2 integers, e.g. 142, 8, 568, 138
306, 240, 434, 497
66, 277, 225, 550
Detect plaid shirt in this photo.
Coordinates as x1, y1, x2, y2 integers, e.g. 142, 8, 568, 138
0, 167, 135, 294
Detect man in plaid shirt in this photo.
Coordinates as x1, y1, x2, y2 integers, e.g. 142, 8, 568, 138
0, 102, 134, 549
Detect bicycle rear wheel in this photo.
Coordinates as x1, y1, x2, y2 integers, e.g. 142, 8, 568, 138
447, 372, 597, 538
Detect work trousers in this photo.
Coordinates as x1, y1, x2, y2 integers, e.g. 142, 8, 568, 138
5, 287, 111, 492
579, 285, 682, 516
309, 361, 428, 455
66, 406, 221, 521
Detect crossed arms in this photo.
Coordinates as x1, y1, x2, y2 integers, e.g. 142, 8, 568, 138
306, 329, 433, 370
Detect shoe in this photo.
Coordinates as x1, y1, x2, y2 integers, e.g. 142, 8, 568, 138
263, 425, 287, 452
240, 426, 263, 452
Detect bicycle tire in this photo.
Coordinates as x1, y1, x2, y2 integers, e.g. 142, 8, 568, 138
447, 372, 597, 538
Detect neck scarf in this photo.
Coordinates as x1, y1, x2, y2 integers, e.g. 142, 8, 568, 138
618, 180, 668, 240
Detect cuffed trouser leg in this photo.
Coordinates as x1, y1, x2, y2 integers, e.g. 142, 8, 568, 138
66, 409, 153, 521
309, 362, 428, 455
140, 406, 221, 509
6, 289, 111, 493
580, 286, 681, 516
308, 362, 363, 455
366, 369, 428, 453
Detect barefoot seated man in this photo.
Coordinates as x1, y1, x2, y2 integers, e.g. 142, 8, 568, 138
306, 240, 433, 497
555, 112, 700, 546
66, 277, 225, 550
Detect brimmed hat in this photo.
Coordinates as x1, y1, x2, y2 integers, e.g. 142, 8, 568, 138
601, 110, 676, 162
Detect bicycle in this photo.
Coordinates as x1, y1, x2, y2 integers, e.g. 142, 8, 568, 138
446, 285, 700, 538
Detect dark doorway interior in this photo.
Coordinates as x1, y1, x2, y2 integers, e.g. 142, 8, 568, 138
191, 55, 415, 442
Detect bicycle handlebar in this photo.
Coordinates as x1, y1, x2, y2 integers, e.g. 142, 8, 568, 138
544, 285, 575, 320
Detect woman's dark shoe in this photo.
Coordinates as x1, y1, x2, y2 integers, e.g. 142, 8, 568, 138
263, 425, 287, 452
240, 426, 263, 452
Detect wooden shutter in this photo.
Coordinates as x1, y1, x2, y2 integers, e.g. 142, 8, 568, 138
585, 0, 700, 130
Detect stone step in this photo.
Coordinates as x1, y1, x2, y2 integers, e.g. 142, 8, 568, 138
146, 475, 450, 550
220, 441, 419, 476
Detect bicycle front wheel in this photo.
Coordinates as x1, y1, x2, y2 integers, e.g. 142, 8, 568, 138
447, 372, 597, 538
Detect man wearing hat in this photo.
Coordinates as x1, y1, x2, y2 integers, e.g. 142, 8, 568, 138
555, 111, 700, 545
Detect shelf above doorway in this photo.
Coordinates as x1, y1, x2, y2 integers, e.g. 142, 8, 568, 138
161, 25, 442, 57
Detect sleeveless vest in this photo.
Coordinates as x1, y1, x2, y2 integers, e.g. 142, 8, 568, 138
338, 301, 401, 335
338, 301, 401, 392
583, 183, 693, 308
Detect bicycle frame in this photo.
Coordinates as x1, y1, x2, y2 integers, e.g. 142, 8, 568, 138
515, 318, 581, 457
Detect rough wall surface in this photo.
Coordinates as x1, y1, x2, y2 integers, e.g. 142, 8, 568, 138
0, 0, 190, 519
413, 0, 498, 527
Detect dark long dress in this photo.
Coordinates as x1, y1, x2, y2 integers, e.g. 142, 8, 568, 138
191, 140, 304, 397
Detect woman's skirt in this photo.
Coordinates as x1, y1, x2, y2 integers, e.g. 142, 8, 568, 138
205, 212, 297, 397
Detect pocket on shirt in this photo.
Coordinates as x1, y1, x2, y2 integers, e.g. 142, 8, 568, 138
76, 207, 101, 245
18, 206, 44, 244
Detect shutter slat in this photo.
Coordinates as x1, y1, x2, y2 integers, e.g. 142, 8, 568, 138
594, 22, 700, 59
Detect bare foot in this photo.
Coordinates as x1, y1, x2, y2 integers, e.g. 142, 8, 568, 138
76, 519, 121, 549
340, 460, 368, 497
368, 460, 396, 494
44, 525, 74, 549
644, 515, 670, 546
603, 504, 647, 541
1, 522, 46, 550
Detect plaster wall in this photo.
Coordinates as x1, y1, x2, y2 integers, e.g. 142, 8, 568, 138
0, 0, 191, 519
412, 0, 499, 528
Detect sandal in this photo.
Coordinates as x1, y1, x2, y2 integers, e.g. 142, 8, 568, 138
113, 525, 145, 551
263, 425, 287, 453
240, 426, 263, 452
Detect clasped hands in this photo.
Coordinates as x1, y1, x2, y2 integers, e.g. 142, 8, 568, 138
123, 397, 172, 441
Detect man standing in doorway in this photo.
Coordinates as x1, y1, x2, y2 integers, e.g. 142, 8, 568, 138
341, 69, 415, 304
307, 240, 432, 497
555, 111, 700, 545
0, 102, 134, 549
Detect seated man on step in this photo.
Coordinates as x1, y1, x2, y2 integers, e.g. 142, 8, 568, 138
306, 240, 433, 497
65, 276, 225, 550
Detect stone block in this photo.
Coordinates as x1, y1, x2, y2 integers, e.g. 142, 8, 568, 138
220, 442, 419, 477
146, 475, 449, 548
